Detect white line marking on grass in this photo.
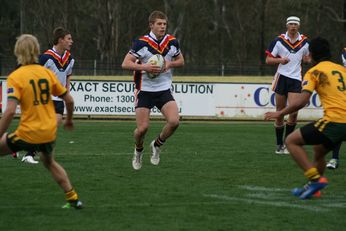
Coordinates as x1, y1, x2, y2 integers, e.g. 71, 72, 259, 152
203, 194, 329, 212
239, 185, 289, 192
239, 185, 346, 208
319, 203, 346, 208
245, 193, 291, 200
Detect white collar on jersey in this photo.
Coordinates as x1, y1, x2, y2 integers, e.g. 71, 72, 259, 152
148, 31, 167, 43
52, 46, 67, 57
284, 32, 302, 43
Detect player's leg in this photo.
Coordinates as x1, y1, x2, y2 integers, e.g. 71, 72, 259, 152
40, 152, 73, 191
326, 142, 341, 169
2, 133, 19, 158
158, 100, 180, 141
274, 93, 287, 154
284, 76, 302, 153
285, 129, 312, 170
54, 100, 65, 126
0, 133, 15, 156
56, 113, 63, 126
132, 107, 150, 170
284, 92, 300, 154
313, 144, 329, 175
40, 149, 82, 209
150, 100, 179, 165
134, 108, 150, 147
287, 122, 330, 199
286, 93, 300, 137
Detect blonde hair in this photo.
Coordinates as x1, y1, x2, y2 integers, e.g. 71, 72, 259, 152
14, 34, 40, 65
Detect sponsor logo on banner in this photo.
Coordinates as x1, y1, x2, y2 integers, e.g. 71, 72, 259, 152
253, 87, 321, 108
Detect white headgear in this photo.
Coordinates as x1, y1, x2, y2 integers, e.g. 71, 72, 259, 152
286, 16, 300, 25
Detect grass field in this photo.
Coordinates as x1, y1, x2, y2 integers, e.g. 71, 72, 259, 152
0, 121, 345, 231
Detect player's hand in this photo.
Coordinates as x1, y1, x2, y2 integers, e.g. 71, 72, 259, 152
161, 60, 170, 72
303, 55, 311, 63
264, 111, 282, 120
280, 57, 290, 65
143, 63, 162, 74
64, 120, 74, 131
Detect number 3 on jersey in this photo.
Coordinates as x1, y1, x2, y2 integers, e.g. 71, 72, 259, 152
332, 70, 346, 91
29, 79, 50, 105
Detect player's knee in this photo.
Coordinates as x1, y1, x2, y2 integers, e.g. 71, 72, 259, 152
136, 125, 149, 136
288, 114, 298, 123
285, 131, 300, 146
275, 120, 284, 127
286, 120, 297, 125
168, 118, 179, 129
285, 135, 293, 146
41, 157, 53, 169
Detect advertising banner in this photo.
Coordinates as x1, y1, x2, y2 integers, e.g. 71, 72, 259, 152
1, 80, 323, 119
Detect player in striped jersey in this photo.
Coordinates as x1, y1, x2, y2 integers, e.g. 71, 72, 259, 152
265, 37, 346, 199
122, 11, 184, 170
265, 16, 310, 155
22, 27, 74, 164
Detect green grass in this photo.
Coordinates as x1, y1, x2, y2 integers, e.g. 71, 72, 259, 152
0, 121, 345, 231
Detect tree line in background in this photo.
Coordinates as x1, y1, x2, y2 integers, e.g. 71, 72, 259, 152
0, 0, 346, 76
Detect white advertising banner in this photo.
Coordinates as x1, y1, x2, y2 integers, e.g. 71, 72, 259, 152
1, 80, 323, 119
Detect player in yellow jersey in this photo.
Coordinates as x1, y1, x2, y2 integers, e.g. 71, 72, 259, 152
325, 48, 346, 169
0, 34, 82, 209
265, 37, 346, 199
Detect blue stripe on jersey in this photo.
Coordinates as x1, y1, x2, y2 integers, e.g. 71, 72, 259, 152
277, 37, 309, 53
39, 53, 73, 71
131, 39, 171, 56
131, 36, 179, 57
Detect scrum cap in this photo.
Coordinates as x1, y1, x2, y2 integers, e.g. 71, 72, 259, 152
286, 16, 300, 25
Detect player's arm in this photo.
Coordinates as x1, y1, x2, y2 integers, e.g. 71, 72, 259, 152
121, 53, 161, 74
52, 73, 74, 130
303, 55, 311, 63
265, 42, 289, 65
61, 92, 74, 130
265, 91, 311, 120
265, 55, 290, 65
0, 99, 17, 137
66, 75, 71, 94
165, 53, 184, 70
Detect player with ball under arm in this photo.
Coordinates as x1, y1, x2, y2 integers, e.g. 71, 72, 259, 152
122, 10, 184, 170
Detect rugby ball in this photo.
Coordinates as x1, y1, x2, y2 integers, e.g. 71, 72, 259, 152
147, 54, 165, 79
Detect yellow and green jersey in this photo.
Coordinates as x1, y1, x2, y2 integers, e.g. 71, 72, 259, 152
302, 61, 346, 123
7, 64, 67, 143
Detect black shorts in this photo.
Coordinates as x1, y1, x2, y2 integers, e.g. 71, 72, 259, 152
135, 89, 175, 110
54, 100, 64, 115
272, 74, 302, 96
300, 119, 346, 150
7, 133, 56, 155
